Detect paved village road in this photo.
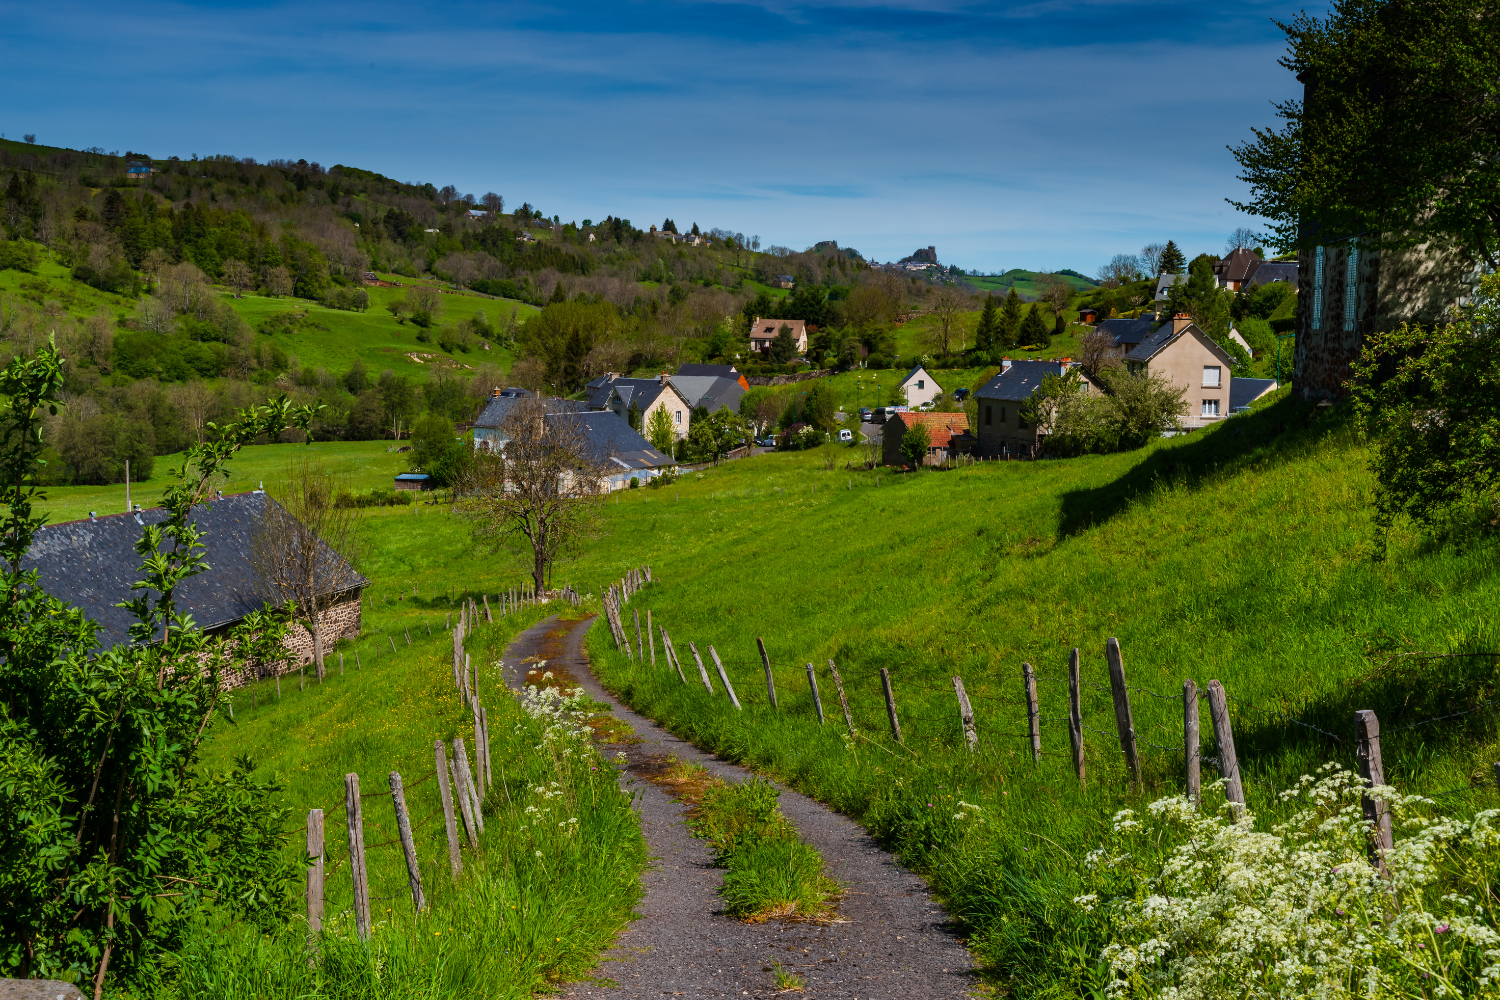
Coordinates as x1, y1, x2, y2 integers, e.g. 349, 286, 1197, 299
498, 615, 975, 1000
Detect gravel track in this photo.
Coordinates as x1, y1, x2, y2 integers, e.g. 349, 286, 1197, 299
499, 614, 974, 999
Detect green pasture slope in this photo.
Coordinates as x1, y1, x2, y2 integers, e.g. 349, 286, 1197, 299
968, 268, 1099, 298
562, 393, 1500, 992
182, 507, 644, 998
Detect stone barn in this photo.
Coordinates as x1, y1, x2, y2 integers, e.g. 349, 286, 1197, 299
23, 491, 367, 685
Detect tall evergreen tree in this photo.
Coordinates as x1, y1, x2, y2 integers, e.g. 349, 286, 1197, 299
975, 294, 1000, 353
1000, 288, 1023, 348
1020, 303, 1049, 347
1158, 240, 1186, 275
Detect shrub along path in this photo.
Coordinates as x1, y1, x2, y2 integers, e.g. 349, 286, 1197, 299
499, 615, 974, 999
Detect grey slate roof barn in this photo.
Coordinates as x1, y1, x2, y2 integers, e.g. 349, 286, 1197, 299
471, 391, 676, 488
24, 491, 368, 652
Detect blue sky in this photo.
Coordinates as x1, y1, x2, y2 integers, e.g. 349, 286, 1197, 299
3, 0, 1308, 274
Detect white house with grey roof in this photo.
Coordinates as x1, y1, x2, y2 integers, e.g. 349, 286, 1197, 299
583, 373, 693, 442
471, 390, 677, 488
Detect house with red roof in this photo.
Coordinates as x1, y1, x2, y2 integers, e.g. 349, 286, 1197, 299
882, 411, 972, 468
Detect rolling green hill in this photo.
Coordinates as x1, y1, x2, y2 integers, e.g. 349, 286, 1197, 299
967, 268, 1099, 298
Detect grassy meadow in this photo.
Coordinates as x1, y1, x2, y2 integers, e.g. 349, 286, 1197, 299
554, 391, 1500, 991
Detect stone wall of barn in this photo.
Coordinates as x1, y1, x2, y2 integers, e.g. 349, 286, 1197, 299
220, 588, 364, 689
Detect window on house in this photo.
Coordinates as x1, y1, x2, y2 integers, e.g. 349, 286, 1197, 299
1203, 366, 1222, 387
1018, 411, 1028, 430
1312, 245, 1326, 331
916, 380, 924, 390
1343, 246, 1360, 331
984, 405, 992, 426
675, 410, 682, 424
1000, 407, 1007, 424
1202, 399, 1220, 417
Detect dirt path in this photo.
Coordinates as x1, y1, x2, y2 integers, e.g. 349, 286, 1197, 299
499, 615, 974, 999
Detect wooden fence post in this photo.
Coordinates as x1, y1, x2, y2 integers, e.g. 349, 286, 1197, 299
453, 738, 484, 834
827, 660, 855, 734
1067, 648, 1085, 787
1022, 662, 1041, 764
449, 751, 479, 849
306, 809, 324, 934
880, 668, 903, 743
404, 627, 411, 646
388, 772, 426, 912
648, 611, 656, 667
1105, 637, 1140, 783
389, 636, 397, 654
1205, 680, 1245, 815
480, 706, 492, 789
434, 741, 462, 878
483, 595, 492, 623
355, 651, 361, 670
952, 676, 977, 751
1355, 709, 1393, 871
1184, 680, 1201, 806
634, 608, 643, 660
661, 627, 686, 683
688, 642, 715, 694
344, 774, 371, 940
805, 662, 825, 724
339, 652, 344, 675
470, 698, 486, 791
756, 641, 780, 710
708, 647, 742, 710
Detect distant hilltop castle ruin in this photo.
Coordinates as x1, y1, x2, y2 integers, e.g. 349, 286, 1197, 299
895, 246, 938, 269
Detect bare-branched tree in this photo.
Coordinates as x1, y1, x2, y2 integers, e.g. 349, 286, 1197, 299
1225, 227, 1259, 253
222, 259, 253, 298
1036, 273, 1074, 316
925, 285, 972, 357
1079, 328, 1119, 379
456, 396, 610, 592
251, 461, 363, 681
1097, 254, 1142, 288
1140, 242, 1167, 278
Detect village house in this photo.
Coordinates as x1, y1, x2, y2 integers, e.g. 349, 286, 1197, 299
749, 318, 808, 355
896, 364, 942, 409
1123, 318, 1236, 427
676, 363, 750, 391
669, 371, 745, 415
125, 160, 153, 181
974, 359, 1101, 456
471, 390, 676, 489
23, 491, 366, 678
882, 411, 972, 468
582, 373, 694, 441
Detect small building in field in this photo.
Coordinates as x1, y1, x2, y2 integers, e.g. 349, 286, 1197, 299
749, 318, 808, 355
394, 473, 434, 491
776, 275, 795, 289
1076, 306, 1100, 325
125, 161, 153, 181
897, 365, 942, 409
882, 411, 971, 468
23, 492, 366, 676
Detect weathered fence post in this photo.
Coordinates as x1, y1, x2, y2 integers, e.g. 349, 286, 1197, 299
688, 642, 715, 694
1205, 680, 1245, 815
952, 676, 977, 751
389, 636, 397, 654
355, 651, 361, 670
434, 741, 462, 878
483, 595, 492, 623
480, 706, 492, 790
1022, 662, 1041, 764
449, 752, 479, 849
1183, 679, 1201, 806
453, 738, 484, 834
1105, 638, 1140, 783
344, 774, 371, 940
758, 638, 777, 709
306, 809, 324, 934
470, 699, 486, 791
1067, 648, 1085, 787
708, 647, 742, 710
634, 608, 643, 662
827, 660, 855, 734
404, 627, 411, 646
879, 668, 903, 743
661, 627, 686, 683
1355, 709, 1393, 871
388, 772, 426, 912
339, 652, 344, 675
648, 611, 656, 666
805, 662, 825, 724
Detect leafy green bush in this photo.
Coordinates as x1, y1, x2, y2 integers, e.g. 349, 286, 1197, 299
0, 240, 38, 273
333, 487, 413, 508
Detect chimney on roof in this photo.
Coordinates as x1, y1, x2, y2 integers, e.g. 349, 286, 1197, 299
1171, 315, 1193, 334
1060, 357, 1072, 365
659, 372, 669, 384
606, 372, 618, 382
1001, 356, 1013, 372
492, 386, 503, 397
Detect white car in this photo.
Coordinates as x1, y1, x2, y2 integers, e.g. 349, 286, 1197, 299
838, 429, 853, 442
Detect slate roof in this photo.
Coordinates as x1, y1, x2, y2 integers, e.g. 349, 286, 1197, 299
582, 376, 679, 413
23, 492, 367, 650
899, 365, 939, 389
671, 374, 744, 414
1096, 317, 1162, 349
1155, 273, 1182, 301
472, 396, 675, 469
975, 361, 1081, 403
1123, 324, 1179, 363
1247, 261, 1298, 287
474, 394, 588, 429
677, 364, 742, 380
1230, 377, 1279, 409
1215, 249, 1263, 285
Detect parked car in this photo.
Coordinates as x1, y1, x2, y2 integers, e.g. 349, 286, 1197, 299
758, 436, 777, 447
953, 387, 971, 402
859, 407, 872, 422
873, 407, 890, 423
838, 429, 853, 442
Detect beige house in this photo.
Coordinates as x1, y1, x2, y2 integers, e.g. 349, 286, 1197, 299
974, 359, 1102, 456
897, 365, 941, 408
1123, 318, 1234, 427
583, 373, 694, 442
749, 318, 807, 355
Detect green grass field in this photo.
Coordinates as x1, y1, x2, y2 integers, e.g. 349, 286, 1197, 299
967, 268, 1099, 298
547, 392, 1500, 991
